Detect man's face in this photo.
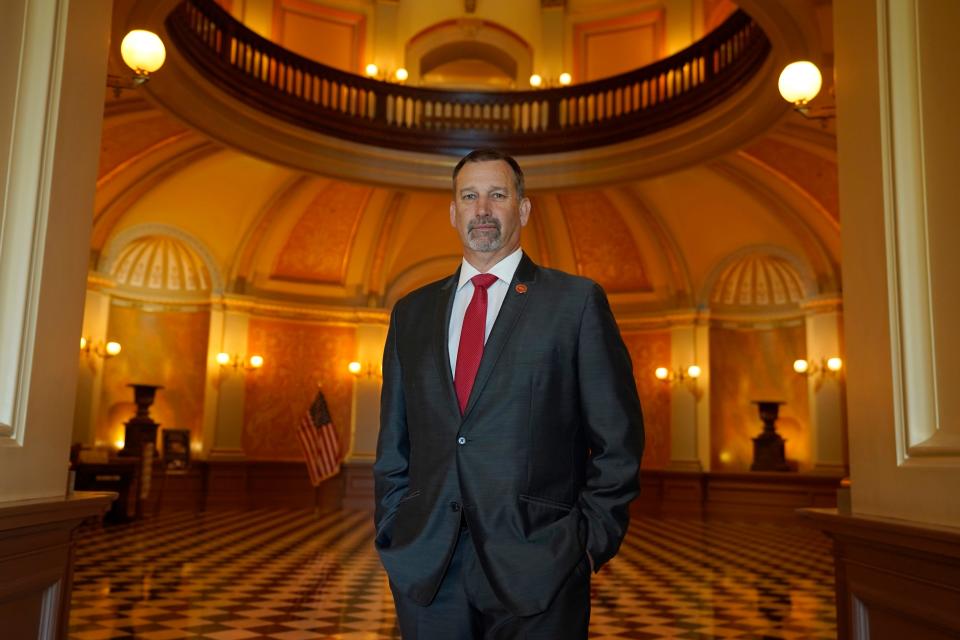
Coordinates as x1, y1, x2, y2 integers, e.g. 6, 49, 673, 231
450, 160, 530, 259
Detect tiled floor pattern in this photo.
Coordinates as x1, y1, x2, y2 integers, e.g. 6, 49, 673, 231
69, 509, 836, 639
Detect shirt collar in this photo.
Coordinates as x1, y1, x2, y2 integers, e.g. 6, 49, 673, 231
457, 248, 524, 292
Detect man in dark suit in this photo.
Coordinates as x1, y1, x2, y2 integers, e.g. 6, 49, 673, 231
374, 149, 644, 638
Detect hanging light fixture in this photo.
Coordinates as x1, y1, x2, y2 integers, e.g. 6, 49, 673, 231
778, 60, 835, 122
107, 29, 167, 95
778, 61, 822, 105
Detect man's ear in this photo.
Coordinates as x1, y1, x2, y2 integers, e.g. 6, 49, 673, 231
450, 201, 457, 227
519, 197, 531, 226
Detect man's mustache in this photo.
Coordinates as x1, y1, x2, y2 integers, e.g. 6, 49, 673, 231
468, 217, 501, 233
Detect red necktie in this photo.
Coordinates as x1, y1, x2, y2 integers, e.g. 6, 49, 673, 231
454, 273, 498, 415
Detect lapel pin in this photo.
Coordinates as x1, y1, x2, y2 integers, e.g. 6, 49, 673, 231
515, 283, 528, 294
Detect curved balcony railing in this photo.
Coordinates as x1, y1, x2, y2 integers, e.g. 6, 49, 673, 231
166, 0, 770, 156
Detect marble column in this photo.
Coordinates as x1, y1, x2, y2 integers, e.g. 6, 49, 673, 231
666, 321, 711, 471
802, 299, 846, 473
204, 305, 252, 460
347, 323, 387, 462
71, 286, 112, 446
343, 322, 387, 510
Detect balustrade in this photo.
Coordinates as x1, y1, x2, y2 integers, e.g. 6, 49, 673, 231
167, 0, 769, 155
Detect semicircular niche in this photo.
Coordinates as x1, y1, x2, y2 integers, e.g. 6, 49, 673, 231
110, 234, 211, 296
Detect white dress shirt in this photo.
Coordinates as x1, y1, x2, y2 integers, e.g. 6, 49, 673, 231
448, 248, 524, 375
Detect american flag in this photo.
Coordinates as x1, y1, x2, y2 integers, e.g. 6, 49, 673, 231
296, 388, 341, 487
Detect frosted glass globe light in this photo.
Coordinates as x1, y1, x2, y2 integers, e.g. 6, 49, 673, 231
529, 74, 543, 88
120, 30, 166, 75
778, 61, 822, 106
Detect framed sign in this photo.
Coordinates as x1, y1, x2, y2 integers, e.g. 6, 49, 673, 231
161, 429, 191, 470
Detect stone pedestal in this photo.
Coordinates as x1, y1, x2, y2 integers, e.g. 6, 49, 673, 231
751, 400, 790, 472
119, 384, 163, 458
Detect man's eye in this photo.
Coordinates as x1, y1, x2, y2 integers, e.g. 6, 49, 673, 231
463, 194, 476, 200
492, 193, 506, 199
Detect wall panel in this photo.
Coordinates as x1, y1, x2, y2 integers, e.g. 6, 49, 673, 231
98, 305, 210, 449
621, 330, 670, 469
243, 318, 355, 460
709, 324, 810, 471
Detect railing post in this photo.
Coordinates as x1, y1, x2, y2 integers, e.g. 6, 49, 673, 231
220, 14, 233, 65
374, 91, 388, 126
547, 96, 561, 132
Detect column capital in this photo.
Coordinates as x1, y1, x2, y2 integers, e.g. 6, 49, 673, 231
801, 295, 843, 314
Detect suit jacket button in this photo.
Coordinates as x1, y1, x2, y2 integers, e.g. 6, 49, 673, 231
450, 502, 461, 512
457, 436, 466, 445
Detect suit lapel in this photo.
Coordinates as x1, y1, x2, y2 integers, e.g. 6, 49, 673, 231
462, 254, 538, 421
434, 267, 461, 420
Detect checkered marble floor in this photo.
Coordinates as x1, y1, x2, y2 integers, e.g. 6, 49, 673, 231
69, 509, 836, 639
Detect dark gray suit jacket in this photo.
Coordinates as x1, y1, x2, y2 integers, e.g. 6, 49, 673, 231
374, 253, 643, 616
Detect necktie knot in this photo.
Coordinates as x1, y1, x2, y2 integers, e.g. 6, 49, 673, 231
471, 273, 498, 291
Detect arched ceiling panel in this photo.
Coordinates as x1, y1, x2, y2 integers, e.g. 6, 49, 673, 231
743, 137, 839, 222
380, 191, 462, 291
271, 180, 373, 285
557, 191, 653, 293
98, 112, 190, 182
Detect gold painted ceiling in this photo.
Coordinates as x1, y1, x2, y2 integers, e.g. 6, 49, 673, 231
91, 96, 840, 318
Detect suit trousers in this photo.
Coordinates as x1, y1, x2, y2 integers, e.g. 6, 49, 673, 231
390, 521, 591, 639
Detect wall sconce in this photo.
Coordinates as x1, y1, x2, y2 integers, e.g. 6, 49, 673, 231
778, 60, 834, 122
107, 29, 166, 96
216, 352, 264, 373
348, 360, 381, 379
654, 364, 703, 400
529, 72, 573, 88
80, 336, 122, 359
364, 63, 409, 83
793, 356, 843, 389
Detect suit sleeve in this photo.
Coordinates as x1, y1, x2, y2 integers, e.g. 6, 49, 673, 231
373, 305, 409, 535
576, 283, 644, 571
